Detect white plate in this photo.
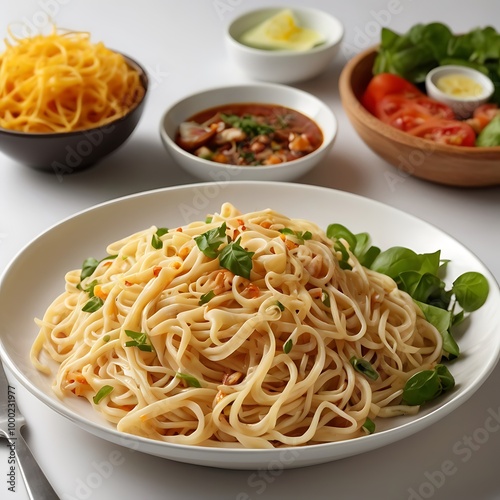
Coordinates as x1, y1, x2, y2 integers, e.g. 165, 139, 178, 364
1, 181, 499, 470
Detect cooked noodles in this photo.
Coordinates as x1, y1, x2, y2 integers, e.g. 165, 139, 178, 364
0, 27, 144, 133
31, 203, 443, 448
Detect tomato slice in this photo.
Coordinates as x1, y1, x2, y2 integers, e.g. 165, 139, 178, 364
470, 103, 499, 132
376, 95, 455, 122
412, 96, 455, 120
362, 73, 423, 115
408, 119, 476, 147
385, 106, 433, 132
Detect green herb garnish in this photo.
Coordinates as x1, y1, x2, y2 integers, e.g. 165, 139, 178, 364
124, 330, 154, 352
321, 290, 331, 307
279, 228, 313, 244
79, 255, 117, 283
402, 364, 455, 406
176, 372, 202, 388
373, 23, 500, 103
219, 238, 254, 279
195, 223, 227, 259
82, 296, 104, 313
151, 227, 169, 249
195, 223, 254, 278
350, 356, 379, 381
362, 417, 375, 435
199, 290, 215, 305
327, 224, 489, 358
93, 385, 114, 404
284, 339, 293, 354
220, 113, 274, 137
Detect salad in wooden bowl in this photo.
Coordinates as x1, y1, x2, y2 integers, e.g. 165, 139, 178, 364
339, 23, 500, 187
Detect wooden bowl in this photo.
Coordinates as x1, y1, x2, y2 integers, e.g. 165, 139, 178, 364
339, 47, 500, 187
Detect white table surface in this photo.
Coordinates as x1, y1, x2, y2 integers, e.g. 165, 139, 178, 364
1, 1, 500, 499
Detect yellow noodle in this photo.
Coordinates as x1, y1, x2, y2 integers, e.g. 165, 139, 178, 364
0, 27, 144, 132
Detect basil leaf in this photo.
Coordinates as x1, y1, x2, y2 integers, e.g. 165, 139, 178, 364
93, 385, 114, 404
326, 224, 380, 268
219, 238, 254, 279
415, 300, 458, 357
435, 364, 455, 392
398, 271, 443, 303
195, 223, 227, 259
327, 223, 357, 250
176, 372, 201, 388
79, 255, 117, 282
452, 272, 489, 312
81, 257, 100, 281
402, 363, 455, 406
370, 247, 422, 279
374, 23, 500, 104
402, 369, 441, 406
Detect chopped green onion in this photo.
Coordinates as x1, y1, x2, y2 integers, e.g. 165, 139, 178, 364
176, 372, 201, 388
350, 356, 379, 381
199, 290, 215, 305
93, 385, 114, 404
124, 330, 154, 352
362, 417, 375, 434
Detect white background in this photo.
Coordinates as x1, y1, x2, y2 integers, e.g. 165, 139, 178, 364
0, 1, 500, 499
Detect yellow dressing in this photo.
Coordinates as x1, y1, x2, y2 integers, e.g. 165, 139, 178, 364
436, 74, 484, 98
239, 9, 325, 51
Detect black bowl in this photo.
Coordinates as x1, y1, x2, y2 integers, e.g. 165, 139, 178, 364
0, 54, 148, 173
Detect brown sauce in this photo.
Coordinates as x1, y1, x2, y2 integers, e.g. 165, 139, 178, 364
175, 102, 323, 166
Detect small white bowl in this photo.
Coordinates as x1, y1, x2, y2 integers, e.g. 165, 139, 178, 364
159, 83, 337, 182
225, 7, 344, 83
425, 65, 494, 119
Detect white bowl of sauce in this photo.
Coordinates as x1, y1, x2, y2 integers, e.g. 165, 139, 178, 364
160, 83, 337, 182
425, 65, 494, 119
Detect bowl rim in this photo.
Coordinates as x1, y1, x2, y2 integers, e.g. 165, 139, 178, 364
159, 81, 338, 172
226, 5, 344, 56
0, 52, 149, 139
340, 45, 500, 154
425, 64, 494, 103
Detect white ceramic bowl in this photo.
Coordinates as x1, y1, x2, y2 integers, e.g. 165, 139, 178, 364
225, 7, 344, 83
160, 83, 337, 182
425, 65, 494, 119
